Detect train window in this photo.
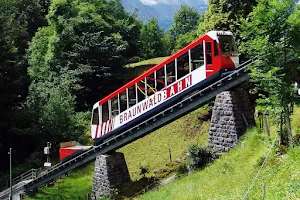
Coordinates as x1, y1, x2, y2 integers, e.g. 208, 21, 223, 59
92, 108, 99, 125
137, 79, 146, 102
191, 43, 204, 70
146, 73, 156, 96
102, 102, 109, 122
128, 86, 136, 107
218, 35, 237, 55
214, 40, 219, 56
166, 61, 176, 85
156, 68, 165, 91
119, 91, 127, 112
177, 52, 189, 79
206, 41, 212, 65
111, 96, 119, 118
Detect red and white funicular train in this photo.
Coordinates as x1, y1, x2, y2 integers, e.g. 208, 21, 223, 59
91, 31, 239, 144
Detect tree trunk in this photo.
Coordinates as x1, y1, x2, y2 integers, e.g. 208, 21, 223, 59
283, 104, 293, 146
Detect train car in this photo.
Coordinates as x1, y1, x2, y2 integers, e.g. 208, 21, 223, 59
59, 146, 91, 163
91, 31, 239, 144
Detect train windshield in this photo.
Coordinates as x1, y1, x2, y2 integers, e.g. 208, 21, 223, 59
92, 108, 99, 125
218, 35, 237, 55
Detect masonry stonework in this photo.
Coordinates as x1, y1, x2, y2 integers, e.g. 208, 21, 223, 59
91, 152, 130, 200
208, 90, 255, 152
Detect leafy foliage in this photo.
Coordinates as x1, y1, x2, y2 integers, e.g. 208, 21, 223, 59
139, 165, 150, 178
176, 164, 189, 176
1, 0, 141, 172
170, 5, 200, 41
198, 0, 257, 35
173, 30, 198, 52
187, 144, 212, 170
139, 18, 167, 59
0, 0, 48, 170
168, 5, 200, 52
20, 0, 142, 151
240, 0, 300, 145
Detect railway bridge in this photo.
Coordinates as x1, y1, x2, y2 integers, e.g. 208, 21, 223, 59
0, 58, 258, 200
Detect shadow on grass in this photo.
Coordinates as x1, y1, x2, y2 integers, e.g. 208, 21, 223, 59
117, 177, 157, 199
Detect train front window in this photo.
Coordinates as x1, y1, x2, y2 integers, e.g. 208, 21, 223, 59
218, 35, 237, 55
92, 108, 99, 125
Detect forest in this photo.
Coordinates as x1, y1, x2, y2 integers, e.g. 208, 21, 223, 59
1, 0, 300, 188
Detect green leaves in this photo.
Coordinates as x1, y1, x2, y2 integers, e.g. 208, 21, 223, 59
22, 0, 142, 152
198, 0, 257, 36
240, 0, 300, 145
139, 18, 167, 59
167, 5, 200, 52
170, 5, 200, 40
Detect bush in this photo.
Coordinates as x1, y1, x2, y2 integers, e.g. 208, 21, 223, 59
293, 134, 300, 146
177, 164, 188, 176
139, 165, 149, 178
187, 144, 212, 170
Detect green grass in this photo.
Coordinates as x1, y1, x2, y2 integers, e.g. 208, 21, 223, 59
137, 111, 300, 200
25, 163, 94, 200
127, 57, 168, 68
25, 105, 300, 200
120, 107, 210, 181
138, 128, 273, 200
24, 106, 210, 199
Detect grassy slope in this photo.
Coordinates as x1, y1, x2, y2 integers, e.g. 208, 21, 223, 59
120, 107, 210, 181
25, 107, 210, 199
26, 163, 94, 200
25, 107, 300, 200
138, 109, 300, 200
127, 57, 168, 68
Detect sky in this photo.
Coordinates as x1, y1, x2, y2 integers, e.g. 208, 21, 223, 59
140, 0, 208, 6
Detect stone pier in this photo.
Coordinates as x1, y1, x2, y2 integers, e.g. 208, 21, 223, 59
208, 90, 255, 153
91, 152, 130, 200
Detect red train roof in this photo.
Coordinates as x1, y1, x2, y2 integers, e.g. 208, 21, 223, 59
98, 33, 215, 105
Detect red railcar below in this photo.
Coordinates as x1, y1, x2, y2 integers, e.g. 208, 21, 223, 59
59, 146, 91, 162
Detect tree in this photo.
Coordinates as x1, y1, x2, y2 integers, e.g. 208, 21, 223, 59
139, 17, 167, 59
170, 5, 200, 40
43, 0, 141, 110
19, 0, 141, 155
240, 0, 300, 145
0, 0, 48, 171
168, 5, 200, 52
173, 30, 198, 52
198, 0, 257, 35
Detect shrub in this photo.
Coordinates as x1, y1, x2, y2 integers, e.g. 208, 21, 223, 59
139, 165, 149, 178
187, 144, 212, 170
293, 134, 300, 146
177, 164, 188, 176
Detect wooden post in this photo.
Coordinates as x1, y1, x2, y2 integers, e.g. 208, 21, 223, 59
264, 115, 270, 137
169, 148, 172, 165
259, 114, 263, 129
262, 183, 266, 199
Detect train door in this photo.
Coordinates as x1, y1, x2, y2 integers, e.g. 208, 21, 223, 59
91, 106, 100, 139
204, 40, 214, 78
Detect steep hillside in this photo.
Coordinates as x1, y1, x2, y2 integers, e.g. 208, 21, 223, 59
25, 106, 211, 199
25, 105, 300, 200
138, 111, 300, 199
